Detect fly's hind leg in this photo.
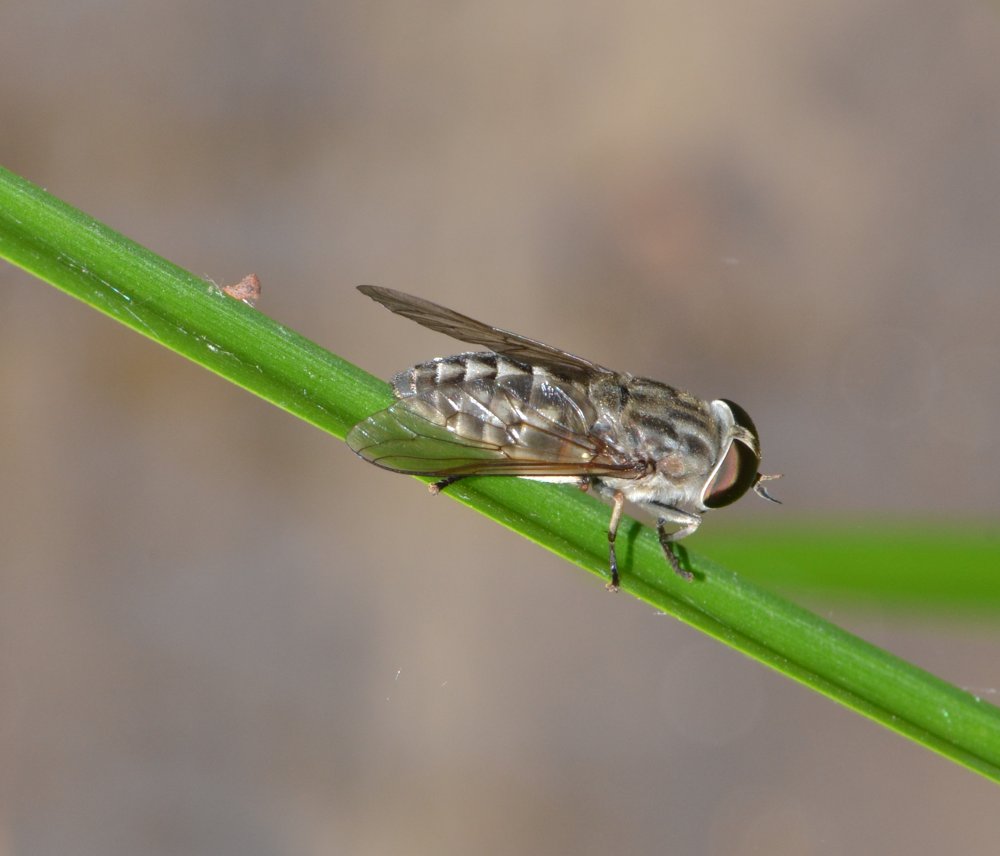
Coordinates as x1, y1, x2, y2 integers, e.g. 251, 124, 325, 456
428, 475, 464, 494
606, 490, 625, 591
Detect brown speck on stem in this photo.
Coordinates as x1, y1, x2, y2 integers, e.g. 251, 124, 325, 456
221, 273, 262, 307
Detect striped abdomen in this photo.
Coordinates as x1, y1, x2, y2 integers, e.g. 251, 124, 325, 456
391, 352, 534, 398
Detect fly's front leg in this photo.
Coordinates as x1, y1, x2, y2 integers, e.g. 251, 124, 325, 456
654, 512, 701, 582
606, 489, 625, 591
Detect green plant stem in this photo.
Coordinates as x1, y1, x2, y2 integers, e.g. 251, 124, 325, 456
3, 163, 999, 783
701, 523, 1000, 613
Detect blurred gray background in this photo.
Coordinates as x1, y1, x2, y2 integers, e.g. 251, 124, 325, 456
3, 1, 1000, 853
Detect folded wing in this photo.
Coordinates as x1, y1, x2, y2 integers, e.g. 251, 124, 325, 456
346, 374, 645, 478
358, 285, 612, 380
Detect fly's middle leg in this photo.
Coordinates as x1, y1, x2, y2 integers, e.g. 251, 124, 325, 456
606, 490, 625, 591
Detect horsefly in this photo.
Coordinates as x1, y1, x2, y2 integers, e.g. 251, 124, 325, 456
346, 286, 780, 589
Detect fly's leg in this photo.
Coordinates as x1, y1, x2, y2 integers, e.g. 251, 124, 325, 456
429, 475, 464, 494
606, 490, 625, 591
656, 519, 699, 582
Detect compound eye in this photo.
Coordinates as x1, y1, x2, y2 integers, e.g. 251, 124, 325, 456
703, 440, 759, 508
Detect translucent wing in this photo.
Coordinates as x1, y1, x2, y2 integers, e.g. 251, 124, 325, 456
357, 285, 612, 379
346, 374, 646, 478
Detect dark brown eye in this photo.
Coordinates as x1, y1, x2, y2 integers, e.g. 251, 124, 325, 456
703, 440, 759, 508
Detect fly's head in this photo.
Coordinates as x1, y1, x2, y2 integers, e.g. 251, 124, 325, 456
701, 399, 781, 511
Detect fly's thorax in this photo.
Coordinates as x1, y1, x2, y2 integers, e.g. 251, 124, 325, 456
617, 398, 766, 515
614, 376, 724, 476
621, 399, 762, 515
584, 376, 730, 517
